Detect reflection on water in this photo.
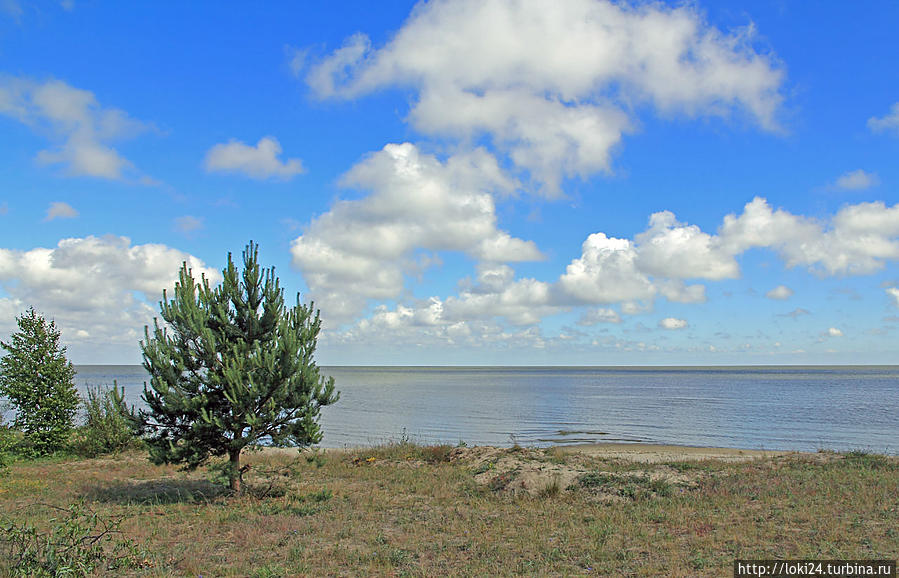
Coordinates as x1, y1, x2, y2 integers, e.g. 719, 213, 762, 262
21, 365, 897, 453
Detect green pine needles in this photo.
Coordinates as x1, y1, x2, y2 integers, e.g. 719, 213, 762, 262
0, 308, 79, 457
140, 241, 339, 492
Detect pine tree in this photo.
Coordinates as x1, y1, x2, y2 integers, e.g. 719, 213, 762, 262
0, 308, 79, 456
140, 241, 339, 492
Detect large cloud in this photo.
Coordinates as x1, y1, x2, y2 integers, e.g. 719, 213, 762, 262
307, 0, 784, 192
0, 236, 218, 355
558, 233, 656, 304
720, 198, 899, 275
290, 143, 542, 322
0, 77, 151, 180
634, 210, 738, 280
317, 197, 899, 339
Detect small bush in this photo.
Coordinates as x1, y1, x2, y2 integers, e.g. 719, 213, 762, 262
419, 444, 454, 464
71, 383, 141, 458
537, 476, 562, 498
843, 450, 894, 470
0, 502, 150, 576
576, 471, 618, 489
0, 426, 16, 473
304, 448, 327, 468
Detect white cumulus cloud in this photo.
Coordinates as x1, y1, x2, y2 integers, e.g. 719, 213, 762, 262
204, 136, 305, 180
558, 233, 655, 304
297, 190, 899, 338
720, 197, 899, 276
44, 201, 78, 221
0, 236, 219, 357
827, 327, 843, 337
635, 210, 738, 280
290, 143, 542, 322
307, 0, 784, 193
0, 77, 151, 180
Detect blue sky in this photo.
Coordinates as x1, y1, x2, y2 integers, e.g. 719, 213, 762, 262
1, 0, 899, 365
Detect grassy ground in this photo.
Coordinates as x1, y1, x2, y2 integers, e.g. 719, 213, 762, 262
0, 443, 896, 576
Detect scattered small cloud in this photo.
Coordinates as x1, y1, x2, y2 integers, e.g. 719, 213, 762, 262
826, 327, 843, 337
173, 215, 204, 235
778, 308, 810, 319
886, 287, 899, 307
577, 308, 621, 326
204, 136, 305, 180
658, 317, 688, 330
868, 102, 899, 135
765, 285, 793, 300
44, 201, 78, 221
830, 169, 879, 191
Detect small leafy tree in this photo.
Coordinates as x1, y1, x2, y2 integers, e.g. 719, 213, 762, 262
140, 241, 339, 492
0, 308, 79, 456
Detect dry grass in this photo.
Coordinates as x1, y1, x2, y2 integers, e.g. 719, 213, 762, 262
0, 444, 896, 576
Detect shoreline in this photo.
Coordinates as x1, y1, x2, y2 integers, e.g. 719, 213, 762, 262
554, 442, 795, 463
264, 441, 802, 463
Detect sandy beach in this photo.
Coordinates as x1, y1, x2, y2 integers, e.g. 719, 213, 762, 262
264, 442, 797, 464
554, 442, 794, 463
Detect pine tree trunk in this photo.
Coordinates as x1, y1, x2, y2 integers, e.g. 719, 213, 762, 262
229, 448, 241, 493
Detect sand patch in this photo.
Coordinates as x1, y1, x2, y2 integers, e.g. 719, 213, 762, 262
446, 445, 708, 497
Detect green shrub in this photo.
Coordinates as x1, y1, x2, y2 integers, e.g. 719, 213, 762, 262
0, 502, 150, 576
71, 383, 141, 458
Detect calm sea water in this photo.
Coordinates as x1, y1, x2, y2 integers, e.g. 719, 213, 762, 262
54, 365, 899, 454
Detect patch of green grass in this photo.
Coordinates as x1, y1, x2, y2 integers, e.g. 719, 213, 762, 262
353, 440, 455, 464
574, 471, 676, 500
575, 471, 618, 489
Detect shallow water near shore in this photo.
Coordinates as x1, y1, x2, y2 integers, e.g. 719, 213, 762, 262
60, 364, 899, 454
